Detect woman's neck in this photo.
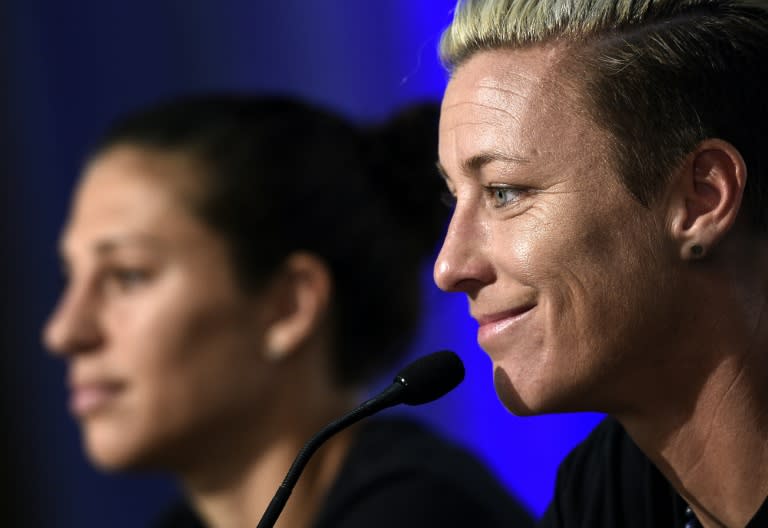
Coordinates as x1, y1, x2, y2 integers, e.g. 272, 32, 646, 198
619, 337, 768, 528
181, 423, 357, 528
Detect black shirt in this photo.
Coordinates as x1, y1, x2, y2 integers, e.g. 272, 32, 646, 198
155, 417, 533, 528
539, 418, 768, 527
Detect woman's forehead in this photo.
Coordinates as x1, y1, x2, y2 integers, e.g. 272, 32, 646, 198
62, 150, 215, 260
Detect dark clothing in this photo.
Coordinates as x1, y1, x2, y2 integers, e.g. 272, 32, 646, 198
154, 505, 204, 528
155, 417, 533, 528
539, 418, 768, 527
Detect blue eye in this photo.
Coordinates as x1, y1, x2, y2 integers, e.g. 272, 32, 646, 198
486, 186, 523, 208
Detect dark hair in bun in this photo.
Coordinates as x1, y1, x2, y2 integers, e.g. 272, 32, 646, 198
92, 94, 448, 386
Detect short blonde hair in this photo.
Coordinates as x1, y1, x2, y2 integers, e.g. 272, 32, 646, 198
440, 0, 768, 70
439, 0, 768, 232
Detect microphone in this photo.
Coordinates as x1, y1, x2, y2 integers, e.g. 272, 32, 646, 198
256, 350, 464, 528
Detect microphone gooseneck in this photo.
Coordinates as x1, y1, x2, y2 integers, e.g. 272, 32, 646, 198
256, 349, 464, 528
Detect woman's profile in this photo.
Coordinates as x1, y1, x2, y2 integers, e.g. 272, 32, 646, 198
43, 95, 533, 528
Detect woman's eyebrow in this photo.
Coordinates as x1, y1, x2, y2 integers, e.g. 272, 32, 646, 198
55, 234, 164, 278
437, 152, 532, 182
92, 235, 164, 256
462, 152, 532, 174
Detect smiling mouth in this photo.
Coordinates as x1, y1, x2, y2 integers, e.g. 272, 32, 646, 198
475, 305, 536, 346
475, 305, 535, 326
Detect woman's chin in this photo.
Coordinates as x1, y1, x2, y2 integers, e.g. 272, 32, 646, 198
86, 447, 139, 473
82, 426, 152, 472
492, 367, 557, 416
492, 365, 584, 416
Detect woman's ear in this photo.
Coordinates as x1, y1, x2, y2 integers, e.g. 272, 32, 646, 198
263, 252, 332, 361
666, 139, 747, 260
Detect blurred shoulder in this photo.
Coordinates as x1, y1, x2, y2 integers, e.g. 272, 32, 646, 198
152, 500, 205, 528
314, 417, 534, 528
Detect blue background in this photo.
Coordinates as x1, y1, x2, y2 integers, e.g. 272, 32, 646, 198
4, 1, 603, 526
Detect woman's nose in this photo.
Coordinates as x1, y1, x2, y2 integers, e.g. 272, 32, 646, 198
433, 206, 494, 295
43, 284, 103, 357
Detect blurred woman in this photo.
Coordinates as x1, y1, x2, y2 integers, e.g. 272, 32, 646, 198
43, 95, 533, 528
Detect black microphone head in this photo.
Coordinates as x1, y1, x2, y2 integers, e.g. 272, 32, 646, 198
393, 350, 465, 405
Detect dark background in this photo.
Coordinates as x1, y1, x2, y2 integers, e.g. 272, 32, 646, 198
4, 1, 602, 526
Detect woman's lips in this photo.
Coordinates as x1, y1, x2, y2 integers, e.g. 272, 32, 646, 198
69, 382, 125, 417
475, 305, 535, 348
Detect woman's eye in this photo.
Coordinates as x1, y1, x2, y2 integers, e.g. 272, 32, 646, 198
105, 268, 151, 292
486, 186, 523, 208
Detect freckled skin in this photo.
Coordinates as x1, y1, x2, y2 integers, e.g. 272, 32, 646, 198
44, 146, 279, 471
434, 47, 685, 416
